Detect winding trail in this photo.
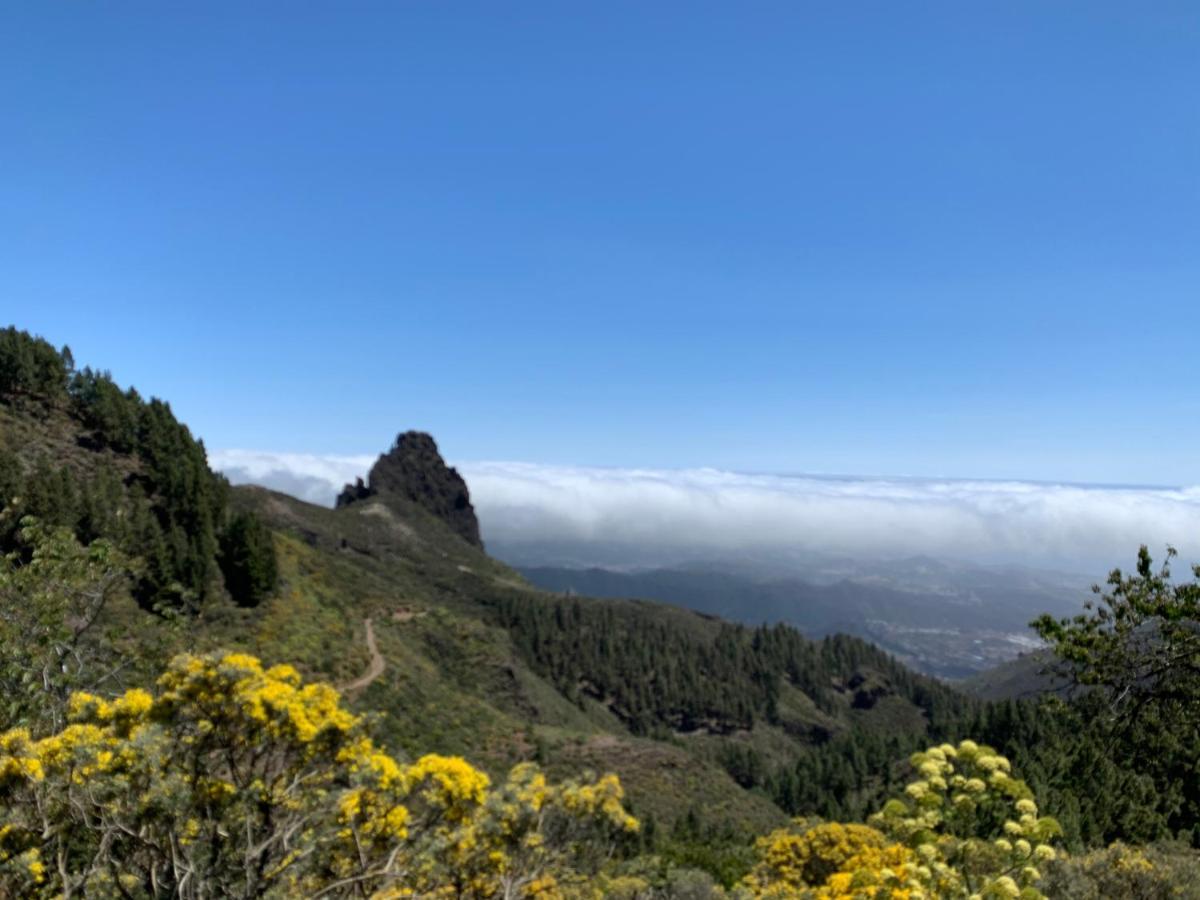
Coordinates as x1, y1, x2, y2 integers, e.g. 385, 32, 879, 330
342, 618, 385, 693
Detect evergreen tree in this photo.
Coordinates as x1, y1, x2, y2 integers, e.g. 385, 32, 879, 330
0, 327, 277, 614
0, 327, 68, 402
218, 511, 279, 607
1034, 545, 1200, 845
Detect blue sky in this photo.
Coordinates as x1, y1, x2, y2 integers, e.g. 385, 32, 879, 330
4, 2, 1198, 484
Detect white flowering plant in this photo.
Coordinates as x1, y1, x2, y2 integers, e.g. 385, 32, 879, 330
870, 740, 1062, 899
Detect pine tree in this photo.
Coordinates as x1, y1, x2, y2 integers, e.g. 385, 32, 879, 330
218, 511, 279, 607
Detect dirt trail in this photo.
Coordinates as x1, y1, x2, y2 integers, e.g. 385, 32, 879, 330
342, 618, 385, 693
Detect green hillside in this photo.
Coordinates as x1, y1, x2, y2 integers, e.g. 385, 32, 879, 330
959, 650, 1068, 702
3, 326, 1199, 896
0, 327, 968, 839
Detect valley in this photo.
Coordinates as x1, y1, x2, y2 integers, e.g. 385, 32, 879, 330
513, 559, 1084, 679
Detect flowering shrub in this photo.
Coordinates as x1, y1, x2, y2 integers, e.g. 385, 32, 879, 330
738, 741, 1063, 899
741, 820, 927, 898
869, 740, 1061, 898
0, 652, 637, 898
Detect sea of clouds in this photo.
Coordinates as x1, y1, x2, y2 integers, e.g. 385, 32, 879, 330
211, 450, 377, 507
210, 450, 1200, 573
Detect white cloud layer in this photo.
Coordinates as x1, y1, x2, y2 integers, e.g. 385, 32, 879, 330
211, 450, 1200, 573
211, 449, 376, 507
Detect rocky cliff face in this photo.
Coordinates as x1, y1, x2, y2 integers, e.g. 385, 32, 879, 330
337, 431, 483, 548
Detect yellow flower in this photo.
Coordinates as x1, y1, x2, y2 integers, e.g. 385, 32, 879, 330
406, 754, 490, 811
67, 692, 111, 721
112, 688, 153, 718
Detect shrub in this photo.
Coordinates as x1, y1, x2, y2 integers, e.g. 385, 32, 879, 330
1037, 841, 1200, 899
741, 820, 924, 898
0, 652, 637, 898
739, 741, 1063, 899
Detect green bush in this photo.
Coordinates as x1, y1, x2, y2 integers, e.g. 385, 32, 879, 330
1038, 841, 1200, 899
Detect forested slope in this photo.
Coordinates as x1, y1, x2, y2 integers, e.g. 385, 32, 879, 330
0, 327, 964, 842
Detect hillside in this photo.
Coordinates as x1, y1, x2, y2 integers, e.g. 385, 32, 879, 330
0, 327, 975, 841
4, 327, 1200, 895
517, 562, 1081, 680
224, 455, 990, 831
959, 650, 1071, 701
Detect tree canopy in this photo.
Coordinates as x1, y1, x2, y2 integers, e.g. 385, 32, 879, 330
0, 326, 277, 611
1034, 545, 1200, 844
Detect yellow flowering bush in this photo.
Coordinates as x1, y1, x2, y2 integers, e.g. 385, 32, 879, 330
737, 742, 1063, 899
741, 820, 929, 898
0, 652, 637, 898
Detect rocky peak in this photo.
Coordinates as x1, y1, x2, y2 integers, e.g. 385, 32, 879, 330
337, 431, 482, 548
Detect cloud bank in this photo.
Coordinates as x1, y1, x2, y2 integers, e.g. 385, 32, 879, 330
211, 449, 376, 507
211, 450, 1200, 573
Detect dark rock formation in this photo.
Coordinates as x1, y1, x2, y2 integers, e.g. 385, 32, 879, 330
337, 431, 483, 548
336, 477, 372, 507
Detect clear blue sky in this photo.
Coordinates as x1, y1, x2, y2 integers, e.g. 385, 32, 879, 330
3, 3, 1198, 484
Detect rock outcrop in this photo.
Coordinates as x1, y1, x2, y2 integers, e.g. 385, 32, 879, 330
337, 431, 482, 548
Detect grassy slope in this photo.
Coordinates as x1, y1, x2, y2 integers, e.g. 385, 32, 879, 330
224, 486, 787, 833
0, 401, 139, 480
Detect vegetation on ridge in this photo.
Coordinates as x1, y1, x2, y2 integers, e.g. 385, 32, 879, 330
0, 326, 277, 611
